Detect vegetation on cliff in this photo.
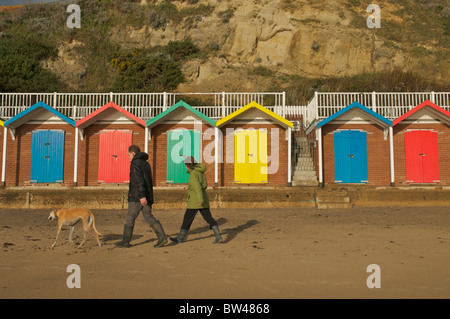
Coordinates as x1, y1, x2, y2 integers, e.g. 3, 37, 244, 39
0, 0, 448, 104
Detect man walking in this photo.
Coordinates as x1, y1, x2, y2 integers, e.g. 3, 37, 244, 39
116, 145, 168, 248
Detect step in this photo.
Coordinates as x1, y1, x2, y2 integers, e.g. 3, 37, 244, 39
317, 202, 353, 210
296, 160, 314, 165
295, 162, 315, 168
293, 171, 317, 178
295, 166, 315, 171
315, 189, 349, 197
292, 180, 319, 186
316, 196, 350, 203
293, 174, 317, 181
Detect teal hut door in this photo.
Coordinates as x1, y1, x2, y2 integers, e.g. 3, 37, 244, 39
30, 130, 65, 183
334, 130, 368, 183
166, 129, 200, 183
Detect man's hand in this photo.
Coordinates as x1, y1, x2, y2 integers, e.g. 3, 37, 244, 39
140, 198, 147, 206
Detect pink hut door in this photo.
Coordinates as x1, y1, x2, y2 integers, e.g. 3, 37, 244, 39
405, 130, 440, 183
98, 130, 132, 183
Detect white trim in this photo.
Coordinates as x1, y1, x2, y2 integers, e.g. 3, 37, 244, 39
145, 127, 149, 153
214, 127, 219, 186
288, 127, 292, 185
74, 127, 79, 186
317, 127, 323, 185
389, 126, 395, 185
1, 127, 7, 185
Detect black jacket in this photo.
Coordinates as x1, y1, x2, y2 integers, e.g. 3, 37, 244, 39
128, 152, 154, 204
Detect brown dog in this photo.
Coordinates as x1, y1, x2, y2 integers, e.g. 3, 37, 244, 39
48, 209, 103, 248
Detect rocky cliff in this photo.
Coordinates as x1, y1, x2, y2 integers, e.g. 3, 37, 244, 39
2, 0, 449, 96
117, 0, 449, 93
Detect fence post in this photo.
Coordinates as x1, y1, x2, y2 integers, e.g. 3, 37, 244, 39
53, 92, 57, 108
282, 92, 286, 118
110, 92, 113, 102
372, 91, 376, 113
222, 92, 226, 118
314, 91, 319, 121
431, 91, 435, 104
163, 92, 167, 111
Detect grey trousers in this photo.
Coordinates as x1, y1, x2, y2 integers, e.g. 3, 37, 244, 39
125, 202, 157, 227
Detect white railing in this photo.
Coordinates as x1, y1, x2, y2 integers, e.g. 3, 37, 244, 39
304, 92, 450, 129
0, 91, 285, 121
313, 91, 449, 118
1, 91, 448, 131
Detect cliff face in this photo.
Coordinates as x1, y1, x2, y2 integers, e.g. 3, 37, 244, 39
8, 0, 448, 94
108, 0, 448, 93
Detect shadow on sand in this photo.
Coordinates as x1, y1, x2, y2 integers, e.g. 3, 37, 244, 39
102, 218, 259, 247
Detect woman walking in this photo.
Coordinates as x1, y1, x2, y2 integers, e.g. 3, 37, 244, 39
170, 156, 223, 244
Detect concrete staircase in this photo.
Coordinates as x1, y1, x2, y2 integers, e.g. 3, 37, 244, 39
292, 137, 318, 186
315, 188, 353, 210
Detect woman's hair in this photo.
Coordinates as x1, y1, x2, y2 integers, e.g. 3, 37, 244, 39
128, 145, 141, 154
184, 156, 197, 169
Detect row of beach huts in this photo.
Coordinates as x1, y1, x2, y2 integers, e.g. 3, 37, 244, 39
0, 99, 449, 187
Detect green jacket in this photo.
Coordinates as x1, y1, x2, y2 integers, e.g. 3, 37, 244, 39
187, 164, 210, 209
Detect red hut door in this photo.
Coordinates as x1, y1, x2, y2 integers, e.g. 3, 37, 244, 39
405, 130, 440, 183
98, 130, 132, 183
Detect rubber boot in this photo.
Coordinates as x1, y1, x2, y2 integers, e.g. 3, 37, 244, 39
170, 229, 188, 244
116, 225, 134, 248
212, 225, 223, 244
151, 221, 168, 248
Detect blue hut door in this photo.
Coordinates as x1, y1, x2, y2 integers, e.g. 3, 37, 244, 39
30, 130, 65, 183
166, 129, 201, 183
334, 130, 368, 183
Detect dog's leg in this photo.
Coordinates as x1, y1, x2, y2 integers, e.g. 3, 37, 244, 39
69, 226, 75, 243
83, 221, 102, 248
87, 222, 102, 247
93, 230, 102, 247
78, 230, 87, 249
88, 227, 102, 247
51, 225, 62, 248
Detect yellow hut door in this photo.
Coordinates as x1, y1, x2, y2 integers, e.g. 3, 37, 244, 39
234, 129, 268, 183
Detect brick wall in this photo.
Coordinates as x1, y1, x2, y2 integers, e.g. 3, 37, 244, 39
393, 123, 450, 185
322, 123, 391, 186
77, 123, 145, 186
5, 124, 75, 186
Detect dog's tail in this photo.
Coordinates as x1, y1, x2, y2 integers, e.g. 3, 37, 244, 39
88, 215, 103, 236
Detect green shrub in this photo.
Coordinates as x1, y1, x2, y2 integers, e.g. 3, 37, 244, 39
161, 38, 199, 61
111, 47, 185, 92
0, 28, 61, 92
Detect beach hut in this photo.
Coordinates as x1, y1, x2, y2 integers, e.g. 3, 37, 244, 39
216, 101, 294, 186
2, 102, 76, 186
75, 102, 146, 186
316, 102, 393, 186
146, 100, 217, 187
392, 100, 450, 185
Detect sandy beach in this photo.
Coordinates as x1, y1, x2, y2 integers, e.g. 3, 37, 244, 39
1, 206, 449, 299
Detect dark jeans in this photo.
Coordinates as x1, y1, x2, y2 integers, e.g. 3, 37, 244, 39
181, 208, 218, 231
125, 202, 157, 227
